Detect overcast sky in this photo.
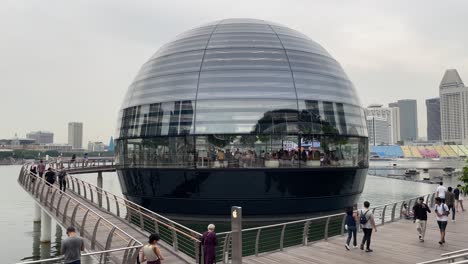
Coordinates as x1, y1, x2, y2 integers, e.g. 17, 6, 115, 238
1, 0, 467, 144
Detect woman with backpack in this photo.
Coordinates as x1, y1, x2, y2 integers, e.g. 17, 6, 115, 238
344, 206, 358, 250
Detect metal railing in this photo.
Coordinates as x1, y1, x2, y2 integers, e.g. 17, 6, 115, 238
46, 161, 204, 263
416, 248, 468, 264
215, 193, 436, 263
18, 164, 143, 264
50, 158, 115, 170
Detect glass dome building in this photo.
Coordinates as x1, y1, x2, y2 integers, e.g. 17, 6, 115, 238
115, 18, 368, 217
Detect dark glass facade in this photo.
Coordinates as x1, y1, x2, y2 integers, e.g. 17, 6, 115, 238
116, 19, 369, 216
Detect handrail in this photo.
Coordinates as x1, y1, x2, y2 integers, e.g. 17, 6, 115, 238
15, 245, 141, 264
416, 252, 468, 264
441, 248, 468, 257
18, 163, 143, 264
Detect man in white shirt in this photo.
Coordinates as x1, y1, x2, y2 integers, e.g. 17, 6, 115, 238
436, 182, 447, 204
434, 197, 449, 245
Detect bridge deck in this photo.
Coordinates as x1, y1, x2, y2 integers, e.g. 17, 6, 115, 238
244, 208, 468, 264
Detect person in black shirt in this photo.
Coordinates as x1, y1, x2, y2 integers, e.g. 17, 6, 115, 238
412, 197, 431, 242
44, 168, 56, 193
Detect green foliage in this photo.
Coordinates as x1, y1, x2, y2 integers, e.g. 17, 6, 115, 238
460, 164, 468, 194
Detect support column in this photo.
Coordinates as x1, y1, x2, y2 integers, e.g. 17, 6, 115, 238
231, 206, 242, 264
33, 203, 41, 223
40, 210, 51, 243
97, 172, 103, 207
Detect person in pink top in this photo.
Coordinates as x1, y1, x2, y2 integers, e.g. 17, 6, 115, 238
37, 160, 46, 178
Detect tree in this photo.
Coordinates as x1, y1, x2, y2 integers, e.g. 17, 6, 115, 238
460, 164, 468, 194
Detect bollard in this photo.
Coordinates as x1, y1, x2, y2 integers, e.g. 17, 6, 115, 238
40, 210, 51, 243
231, 206, 242, 264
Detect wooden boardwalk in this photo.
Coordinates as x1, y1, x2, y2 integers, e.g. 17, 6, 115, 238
244, 209, 468, 264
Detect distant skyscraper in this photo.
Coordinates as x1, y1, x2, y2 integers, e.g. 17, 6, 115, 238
365, 104, 400, 144
397, 99, 418, 141
439, 69, 468, 144
108, 136, 115, 151
68, 122, 83, 149
426, 97, 441, 141
366, 116, 390, 146
26, 131, 54, 144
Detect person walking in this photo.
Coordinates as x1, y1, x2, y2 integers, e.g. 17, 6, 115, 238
434, 197, 449, 245
359, 201, 377, 252
141, 233, 164, 264
344, 206, 358, 250
61, 226, 84, 264
436, 182, 447, 204
446, 187, 456, 222
45, 167, 56, 193
37, 160, 46, 178
412, 197, 431, 242
454, 185, 465, 212
58, 169, 67, 192
202, 224, 217, 264
30, 165, 37, 183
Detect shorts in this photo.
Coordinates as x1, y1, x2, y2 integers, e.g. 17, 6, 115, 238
437, 221, 447, 231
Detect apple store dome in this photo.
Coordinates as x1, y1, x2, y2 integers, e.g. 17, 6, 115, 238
115, 18, 368, 216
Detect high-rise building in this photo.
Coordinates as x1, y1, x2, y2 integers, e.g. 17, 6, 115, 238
68, 122, 83, 149
439, 69, 468, 144
108, 136, 115, 152
426, 97, 441, 141
397, 99, 418, 141
366, 116, 390, 145
365, 104, 400, 143
26, 131, 54, 144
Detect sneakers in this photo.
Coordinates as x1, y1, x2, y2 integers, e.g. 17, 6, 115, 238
438, 241, 443, 245
365, 249, 373, 253
345, 244, 350, 251
360, 244, 364, 250
353, 245, 358, 249
419, 238, 424, 242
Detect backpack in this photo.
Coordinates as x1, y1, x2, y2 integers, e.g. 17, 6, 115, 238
437, 204, 449, 216
360, 210, 369, 225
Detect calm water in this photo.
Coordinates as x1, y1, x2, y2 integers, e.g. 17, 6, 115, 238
1, 161, 463, 263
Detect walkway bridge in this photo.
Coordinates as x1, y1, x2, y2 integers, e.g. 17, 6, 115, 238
17, 159, 468, 263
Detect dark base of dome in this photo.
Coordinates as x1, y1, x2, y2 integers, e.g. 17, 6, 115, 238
117, 167, 368, 217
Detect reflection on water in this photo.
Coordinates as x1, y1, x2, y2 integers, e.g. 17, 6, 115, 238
1, 160, 466, 262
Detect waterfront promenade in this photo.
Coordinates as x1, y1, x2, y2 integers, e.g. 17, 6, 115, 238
243, 207, 468, 264
18, 160, 468, 264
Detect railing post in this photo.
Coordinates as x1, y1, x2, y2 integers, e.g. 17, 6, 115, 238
324, 216, 331, 240
105, 191, 110, 212
80, 209, 90, 237
341, 213, 347, 235
399, 202, 406, 219
56, 191, 65, 217
71, 203, 80, 227
391, 202, 398, 222
88, 183, 94, 203
114, 195, 120, 217
222, 233, 230, 264
154, 219, 160, 234
50, 188, 59, 210
303, 220, 310, 246
255, 229, 261, 256
280, 225, 286, 251
90, 218, 102, 250
381, 205, 387, 225
139, 208, 145, 231
170, 222, 178, 251
62, 197, 72, 223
